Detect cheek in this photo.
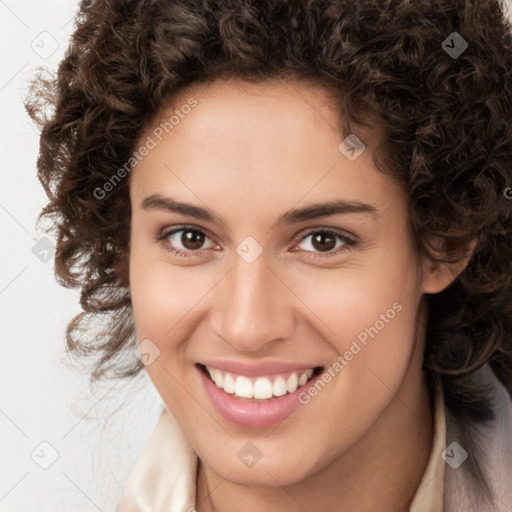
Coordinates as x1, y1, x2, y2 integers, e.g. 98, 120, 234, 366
128, 242, 202, 352
289, 253, 418, 347
128, 245, 209, 412
287, 244, 421, 399
288, 266, 422, 453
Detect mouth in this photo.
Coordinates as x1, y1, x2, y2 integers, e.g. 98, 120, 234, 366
197, 363, 324, 402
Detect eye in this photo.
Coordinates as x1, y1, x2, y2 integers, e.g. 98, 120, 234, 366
155, 226, 355, 260
293, 229, 355, 257
157, 226, 217, 257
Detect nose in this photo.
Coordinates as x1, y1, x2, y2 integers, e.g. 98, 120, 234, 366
210, 251, 295, 353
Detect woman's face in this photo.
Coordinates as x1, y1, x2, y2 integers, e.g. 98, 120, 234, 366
128, 79, 440, 486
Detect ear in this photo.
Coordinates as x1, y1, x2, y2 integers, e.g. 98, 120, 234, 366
421, 237, 477, 294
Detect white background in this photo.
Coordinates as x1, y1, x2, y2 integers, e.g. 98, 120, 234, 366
1, 1, 511, 511
0, 2, 162, 511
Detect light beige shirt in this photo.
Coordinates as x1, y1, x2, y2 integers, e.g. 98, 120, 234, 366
116, 381, 446, 512
408, 379, 446, 512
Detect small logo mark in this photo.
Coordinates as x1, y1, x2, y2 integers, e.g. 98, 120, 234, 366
31, 441, 59, 469
338, 134, 366, 161
441, 32, 468, 59
134, 338, 161, 366
31, 237, 55, 263
30, 31, 59, 59
236, 236, 263, 264
442, 441, 468, 469
504, 187, 512, 200
237, 441, 262, 468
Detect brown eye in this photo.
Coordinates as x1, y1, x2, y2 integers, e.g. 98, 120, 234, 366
181, 229, 205, 250
162, 227, 216, 256
311, 232, 337, 252
295, 229, 353, 257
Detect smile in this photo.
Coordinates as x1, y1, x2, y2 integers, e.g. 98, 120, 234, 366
196, 360, 325, 427
203, 365, 320, 401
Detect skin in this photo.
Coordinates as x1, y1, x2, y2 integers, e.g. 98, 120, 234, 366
128, 78, 469, 512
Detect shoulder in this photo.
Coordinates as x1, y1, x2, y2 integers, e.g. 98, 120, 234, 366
443, 364, 512, 512
115, 405, 198, 512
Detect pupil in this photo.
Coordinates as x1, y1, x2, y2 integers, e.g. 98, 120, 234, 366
182, 230, 204, 250
312, 233, 335, 252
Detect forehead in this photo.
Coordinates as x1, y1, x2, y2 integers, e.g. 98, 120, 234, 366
129, 78, 403, 227
149, 78, 345, 155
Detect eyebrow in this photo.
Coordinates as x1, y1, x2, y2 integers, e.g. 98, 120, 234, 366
140, 193, 378, 227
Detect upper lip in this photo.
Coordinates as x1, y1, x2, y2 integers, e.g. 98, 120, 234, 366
199, 359, 322, 377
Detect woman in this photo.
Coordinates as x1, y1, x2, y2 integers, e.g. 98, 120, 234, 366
26, 0, 512, 510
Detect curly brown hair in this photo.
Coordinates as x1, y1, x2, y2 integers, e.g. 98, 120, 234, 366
26, 0, 512, 500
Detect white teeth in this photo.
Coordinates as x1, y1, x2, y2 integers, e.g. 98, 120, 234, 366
286, 373, 299, 393
272, 377, 288, 397
205, 366, 317, 400
213, 369, 224, 388
298, 370, 312, 387
235, 376, 253, 398
254, 377, 273, 399
223, 373, 236, 394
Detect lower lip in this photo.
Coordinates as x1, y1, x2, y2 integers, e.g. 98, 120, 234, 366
198, 366, 322, 428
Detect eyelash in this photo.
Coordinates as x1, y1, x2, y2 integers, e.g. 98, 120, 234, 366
155, 225, 356, 260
